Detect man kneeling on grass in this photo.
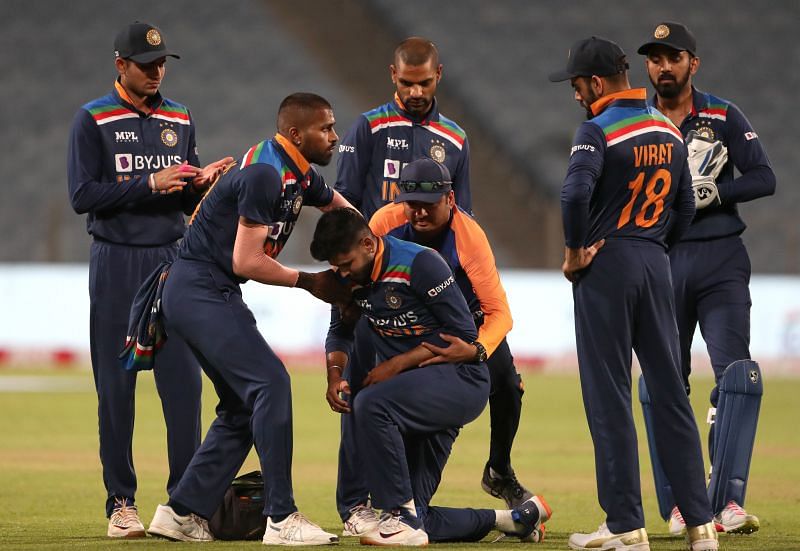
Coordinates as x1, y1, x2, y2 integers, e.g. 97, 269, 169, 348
312, 207, 551, 545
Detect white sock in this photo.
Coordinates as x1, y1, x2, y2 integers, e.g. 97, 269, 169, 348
401, 499, 417, 517
494, 510, 518, 533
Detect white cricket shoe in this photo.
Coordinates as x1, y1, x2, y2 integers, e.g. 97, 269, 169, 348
714, 500, 759, 534
687, 522, 718, 550
107, 499, 145, 538
147, 504, 214, 542
668, 506, 687, 536
360, 510, 428, 546
569, 523, 649, 550
342, 503, 380, 536
262, 512, 339, 546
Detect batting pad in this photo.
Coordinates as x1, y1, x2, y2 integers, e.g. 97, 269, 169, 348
638, 374, 675, 521
707, 360, 763, 513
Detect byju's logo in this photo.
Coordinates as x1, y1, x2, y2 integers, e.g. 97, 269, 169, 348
115, 154, 133, 172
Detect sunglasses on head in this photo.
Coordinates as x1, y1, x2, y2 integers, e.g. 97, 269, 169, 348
398, 181, 453, 193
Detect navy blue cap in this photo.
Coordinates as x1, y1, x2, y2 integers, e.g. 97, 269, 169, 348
638, 22, 697, 56
394, 158, 452, 203
114, 22, 179, 64
549, 36, 629, 82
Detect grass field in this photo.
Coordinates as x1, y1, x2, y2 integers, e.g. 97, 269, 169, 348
1, 367, 798, 550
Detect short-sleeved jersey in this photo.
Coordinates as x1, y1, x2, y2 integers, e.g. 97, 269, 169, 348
326, 235, 477, 363
179, 134, 333, 281
335, 94, 471, 220
657, 87, 776, 241
369, 203, 512, 357
67, 81, 202, 245
561, 88, 695, 249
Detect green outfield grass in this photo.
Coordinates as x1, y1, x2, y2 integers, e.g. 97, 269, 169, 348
0, 367, 798, 550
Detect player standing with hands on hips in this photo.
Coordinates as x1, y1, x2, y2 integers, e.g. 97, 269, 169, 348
549, 36, 718, 551
636, 21, 775, 537
67, 21, 232, 538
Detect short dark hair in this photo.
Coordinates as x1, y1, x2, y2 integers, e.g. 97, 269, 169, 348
277, 92, 332, 132
310, 207, 370, 261
394, 37, 439, 67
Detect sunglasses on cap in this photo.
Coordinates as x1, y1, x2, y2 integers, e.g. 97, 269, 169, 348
398, 181, 453, 193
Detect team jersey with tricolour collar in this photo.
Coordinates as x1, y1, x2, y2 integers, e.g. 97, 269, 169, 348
561, 88, 695, 249
326, 235, 477, 363
335, 95, 471, 220
179, 134, 333, 282
68, 80, 202, 246
369, 203, 512, 358
653, 87, 776, 241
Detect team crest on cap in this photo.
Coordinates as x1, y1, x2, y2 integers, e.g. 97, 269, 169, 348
385, 286, 403, 310
292, 194, 303, 215
654, 24, 670, 39
161, 128, 178, 147
146, 29, 162, 46
430, 141, 446, 163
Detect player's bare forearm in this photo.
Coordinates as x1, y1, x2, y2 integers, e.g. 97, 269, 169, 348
363, 345, 435, 386
232, 218, 299, 286
318, 190, 356, 213
562, 240, 605, 283
325, 351, 351, 413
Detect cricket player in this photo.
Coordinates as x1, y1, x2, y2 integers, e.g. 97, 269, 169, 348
549, 36, 718, 551
637, 21, 775, 536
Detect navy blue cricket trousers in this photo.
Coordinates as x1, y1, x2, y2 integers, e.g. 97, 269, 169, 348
572, 240, 712, 533
669, 235, 751, 406
89, 240, 201, 517
336, 328, 524, 522
354, 362, 495, 542
160, 258, 296, 520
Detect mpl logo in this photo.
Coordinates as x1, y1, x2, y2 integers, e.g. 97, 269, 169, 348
383, 159, 400, 178
115, 131, 138, 143
115, 154, 133, 172
387, 137, 408, 150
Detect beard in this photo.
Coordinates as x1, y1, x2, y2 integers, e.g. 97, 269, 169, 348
652, 72, 689, 99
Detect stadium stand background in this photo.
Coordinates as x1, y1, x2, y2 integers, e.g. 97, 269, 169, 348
1, 0, 796, 271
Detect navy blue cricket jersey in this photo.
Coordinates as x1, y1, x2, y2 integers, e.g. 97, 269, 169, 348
179, 134, 333, 281
562, 88, 695, 249
326, 235, 477, 363
657, 87, 776, 241
68, 81, 202, 245
335, 95, 471, 220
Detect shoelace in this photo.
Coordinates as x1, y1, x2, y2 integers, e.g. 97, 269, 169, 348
110, 499, 140, 527
378, 511, 404, 532
280, 512, 322, 541
672, 507, 686, 524
595, 522, 611, 536
190, 514, 211, 538
350, 505, 378, 524
723, 501, 746, 518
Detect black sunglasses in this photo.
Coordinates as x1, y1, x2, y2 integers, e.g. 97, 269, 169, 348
398, 181, 453, 193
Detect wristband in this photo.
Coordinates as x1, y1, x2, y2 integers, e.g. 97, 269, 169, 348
148, 173, 157, 192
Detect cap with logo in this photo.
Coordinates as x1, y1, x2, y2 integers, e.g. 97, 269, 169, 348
394, 158, 453, 203
637, 21, 697, 56
114, 21, 180, 64
548, 36, 629, 82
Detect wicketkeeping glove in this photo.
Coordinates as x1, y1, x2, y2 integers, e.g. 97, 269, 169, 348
686, 130, 728, 209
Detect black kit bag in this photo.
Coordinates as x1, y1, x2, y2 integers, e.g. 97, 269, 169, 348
208, 471, 268, 540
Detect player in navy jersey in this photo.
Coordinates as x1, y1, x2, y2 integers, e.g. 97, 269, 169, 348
311, 207, 550, 546
334, 36, 471, 221
67, 21, 232, 538
143, 93, 353, 545
637, 21, 775, 536
549, 36, 718, 551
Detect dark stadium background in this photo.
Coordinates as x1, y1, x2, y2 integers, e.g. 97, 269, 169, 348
2, 0, 796, 271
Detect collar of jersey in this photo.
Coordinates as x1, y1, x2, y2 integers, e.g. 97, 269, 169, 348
590, 88, 647, 116
273, 134, 311, 175
393, 93, 439, 124
113, 80, 162, 115
648, 85, 704, 122
369, 236, 387, 282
